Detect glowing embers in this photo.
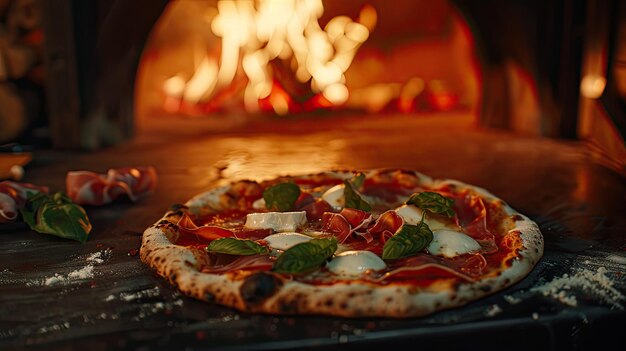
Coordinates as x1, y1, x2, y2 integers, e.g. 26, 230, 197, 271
163, 0, 376, 115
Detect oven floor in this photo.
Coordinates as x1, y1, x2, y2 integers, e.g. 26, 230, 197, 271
1, 114, 624, 350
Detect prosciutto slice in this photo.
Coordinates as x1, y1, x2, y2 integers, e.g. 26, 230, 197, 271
321, 208, 375, 244
177, 213, 234, 241
0, 181, 49, 223
177, 213, 271, 245
380, 252, 488, 283
66, 166, 157, 206
296, 197, 334, 221
340, 208, 371, 229
321, 212, 351, 243
202, 254, 273, 274
367, 210, 403, 243
449, 191, 498, 254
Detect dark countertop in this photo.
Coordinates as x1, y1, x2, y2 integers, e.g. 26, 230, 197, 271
1, 115, 625, 350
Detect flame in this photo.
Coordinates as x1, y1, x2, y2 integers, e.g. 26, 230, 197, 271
580, 74, 607, 99
398, 77, 425, 113
183, 56, 219, 103
163, 0, 375, 114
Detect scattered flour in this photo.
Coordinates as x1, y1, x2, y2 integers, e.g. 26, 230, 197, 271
43, 274, 65, 286
36, 249, 110, 286
606, 254, 626, 265
37, 321, 70, 334
485, 304, 502, 317
503, 295, 522, 305
530, 267, 625, 309
107, 286, 162, 302
102, 286, 184, 320
68, 265, 94, 280
44, 265, 95, 286
86, 250, 106, 264
132, 299, 184, 321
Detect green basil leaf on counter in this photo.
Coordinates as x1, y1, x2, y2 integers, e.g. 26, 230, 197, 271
343, 180, 372, 212
20, 192, 92, 243
382, 221, 433, 260
263, 182, 301, 212
206, 238, 269, 255
406, 191, 455, 218
272, 237, 337, 274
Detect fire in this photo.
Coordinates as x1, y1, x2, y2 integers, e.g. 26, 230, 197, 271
163, 0, 376, 114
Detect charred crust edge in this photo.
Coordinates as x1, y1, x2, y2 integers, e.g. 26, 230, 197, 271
240, 272, 283, 306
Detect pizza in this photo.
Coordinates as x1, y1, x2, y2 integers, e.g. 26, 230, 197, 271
140, 169, 543, 318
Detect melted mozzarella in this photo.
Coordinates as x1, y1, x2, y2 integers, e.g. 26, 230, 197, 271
327, 250, 386, 275
264, 232, 312, 250
244, 211, 307, 232
252, 198, 266, 210
395, 204, 424, 225
395, 204, 451, 231
322, 184, 345, 209
427, 229, 481, 258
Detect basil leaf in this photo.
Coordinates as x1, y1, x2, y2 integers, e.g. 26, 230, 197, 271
382, 222, 433, 260
206, 238, 269, 255
343, 180, 371, 212
406, 191, 455, 218
350, 172, 366, 189
273, 237, 337, 274
20, 192, 92, 243
263, 182, 301, 212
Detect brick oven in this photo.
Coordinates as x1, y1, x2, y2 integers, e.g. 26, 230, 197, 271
0, 0, 623, 171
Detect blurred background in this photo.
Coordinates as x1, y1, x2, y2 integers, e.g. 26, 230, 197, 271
0, 0, 624, 171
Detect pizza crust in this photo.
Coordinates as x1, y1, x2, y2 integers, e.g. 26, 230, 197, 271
140, 169, 543, 318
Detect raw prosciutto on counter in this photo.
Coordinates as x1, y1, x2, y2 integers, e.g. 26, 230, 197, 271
0, 181, 49, 223
66, 166, 157, 206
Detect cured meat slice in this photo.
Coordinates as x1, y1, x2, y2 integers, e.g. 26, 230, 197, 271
0, 181, 49, 223
177, 213, 234, 241
382, 252, 487, 283
296, 197, 333, 221
321, 212, 351, 243
367, 210, 403, 243
449, 191, 498, 254
66, 166, 157, 206
339, 208, 371, 228
202, 254, 273, 274
177, 213, 271, 246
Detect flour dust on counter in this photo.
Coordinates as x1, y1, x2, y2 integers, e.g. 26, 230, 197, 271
499, 250, 626, 310
103, 285, 184, 321
0, 248, 113, 287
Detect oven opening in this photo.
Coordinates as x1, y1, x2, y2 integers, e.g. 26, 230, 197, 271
134, 0, 483, 134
